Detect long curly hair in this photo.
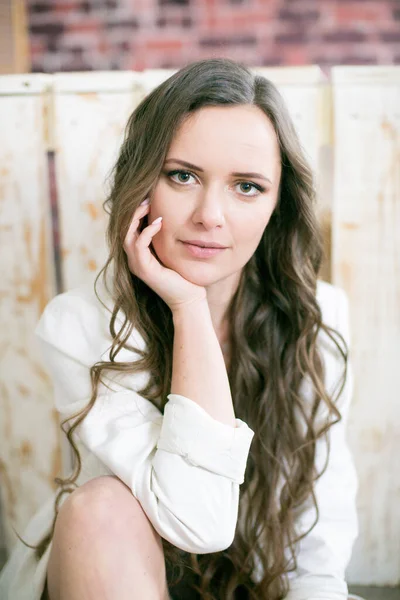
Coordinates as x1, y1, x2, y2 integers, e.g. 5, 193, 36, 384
21, 58, 347, 599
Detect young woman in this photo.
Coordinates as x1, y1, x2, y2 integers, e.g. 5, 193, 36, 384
0, 58, 358, 599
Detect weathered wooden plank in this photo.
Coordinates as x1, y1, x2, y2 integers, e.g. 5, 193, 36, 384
0, 75, 61, 552
53, 71, 143, 291
332, 66, 400, 585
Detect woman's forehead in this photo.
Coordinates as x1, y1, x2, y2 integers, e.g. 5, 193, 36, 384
167, 105, 281, 177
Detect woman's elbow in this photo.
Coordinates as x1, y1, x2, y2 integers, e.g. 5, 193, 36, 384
177, 521, 236, 554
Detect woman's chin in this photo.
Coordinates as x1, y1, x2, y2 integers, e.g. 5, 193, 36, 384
152, 245, 223, 287
166, 259, 221, 288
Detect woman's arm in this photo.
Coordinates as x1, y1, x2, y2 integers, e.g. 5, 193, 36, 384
35, 288, 254, 554
171, 299, 236, 426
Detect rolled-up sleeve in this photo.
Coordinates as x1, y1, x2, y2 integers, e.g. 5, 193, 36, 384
34, 289, 254, 554
158, 393, 254, 484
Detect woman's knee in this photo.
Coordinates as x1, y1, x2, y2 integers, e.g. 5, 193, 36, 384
47, 476, 168, 599
56, 475, 153, 542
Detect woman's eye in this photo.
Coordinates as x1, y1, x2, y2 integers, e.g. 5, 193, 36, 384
166, 170, 264, 197
168, 170, 196, 185
236, 182, 264, 196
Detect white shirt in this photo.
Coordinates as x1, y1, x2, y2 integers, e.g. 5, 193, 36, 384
33, 276, 358, 599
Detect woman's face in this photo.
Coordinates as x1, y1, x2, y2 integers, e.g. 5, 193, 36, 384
149, 104, 282, 289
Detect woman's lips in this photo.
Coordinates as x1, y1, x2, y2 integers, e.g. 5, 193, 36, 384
180, 241, 227, 258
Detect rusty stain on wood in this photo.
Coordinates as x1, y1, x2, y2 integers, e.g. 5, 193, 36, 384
23, 219, 32, 257
342, 222, 359, 230
17, 384, 29, 396
81, 93, 99, 102
15, 217, 48, 314
36, 215, 49, 314
339, 261, 353, 296
19, 440, 33, 461
33, 361, 50, 383
381, 117, 397, 139
85, 202, 99, 220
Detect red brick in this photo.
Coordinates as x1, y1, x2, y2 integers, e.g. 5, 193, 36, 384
68, 19, 103, 33
30, 39, 46, 53
202, 12, 273, 30
323, 30, 367, 43
200, 35, 256, 47
146, 39, 184, 52
275, 32, 308, 44
97, 39, 111, 53
380, 31, 400, 42
340, 55, 378, 65
279, 8, 319, 23
335, 3, 391, 24
282, 46, 309, 65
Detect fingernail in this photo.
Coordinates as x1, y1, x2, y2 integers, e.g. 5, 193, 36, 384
152, 216, 162, 225
140, 197, 150, 206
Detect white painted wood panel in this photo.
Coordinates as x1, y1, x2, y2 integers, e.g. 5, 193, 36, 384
0, 75, 61, 552
53, 71, 144, 291
332, 66, 400, 585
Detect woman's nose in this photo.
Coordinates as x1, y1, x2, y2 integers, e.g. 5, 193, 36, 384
191, 187, 225, 229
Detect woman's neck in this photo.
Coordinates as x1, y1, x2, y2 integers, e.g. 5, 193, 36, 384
205, 271, 241, 351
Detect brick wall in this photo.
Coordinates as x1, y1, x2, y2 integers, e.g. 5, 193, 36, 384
25, 0, 400, 73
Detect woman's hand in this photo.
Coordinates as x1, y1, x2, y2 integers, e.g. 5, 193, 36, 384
123, 199, 207, 312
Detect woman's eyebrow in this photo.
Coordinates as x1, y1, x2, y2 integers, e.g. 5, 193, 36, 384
164, 158, 273, 185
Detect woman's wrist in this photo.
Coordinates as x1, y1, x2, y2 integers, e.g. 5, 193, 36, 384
171, 297, 211, 324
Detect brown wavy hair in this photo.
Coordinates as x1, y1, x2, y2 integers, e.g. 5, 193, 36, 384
20, 58, 347, 599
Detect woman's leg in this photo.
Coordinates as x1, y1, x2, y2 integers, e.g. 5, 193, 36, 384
46, 475, 170, 600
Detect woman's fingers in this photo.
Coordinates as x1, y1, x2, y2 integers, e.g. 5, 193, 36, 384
123, 201, 164, 283
132, 216, 163, 277
123, 203, 150, 251
135, 216, 163, 249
